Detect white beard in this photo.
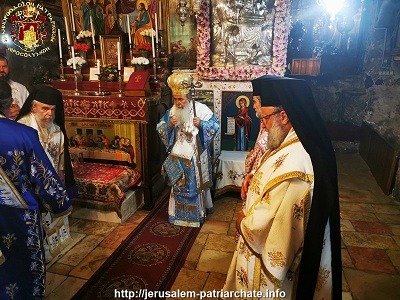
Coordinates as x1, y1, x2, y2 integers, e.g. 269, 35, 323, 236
170, 103, 192, 125
33, 113, 53, 133
267, 119, 287, 150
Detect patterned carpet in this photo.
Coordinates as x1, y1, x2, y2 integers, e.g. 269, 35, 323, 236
72, 190, 200, 299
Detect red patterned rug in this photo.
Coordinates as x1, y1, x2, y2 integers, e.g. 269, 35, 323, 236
72, 190, 200, 299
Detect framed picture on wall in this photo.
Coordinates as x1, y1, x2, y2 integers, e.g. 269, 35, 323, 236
196, 0, 291, 80
99, 35, 123, 66
166, 0, 197, 69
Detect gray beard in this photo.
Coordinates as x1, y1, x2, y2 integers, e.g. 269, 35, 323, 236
33, 113, 53, 132
267, 119, 287, 150
170, 103, 192, 125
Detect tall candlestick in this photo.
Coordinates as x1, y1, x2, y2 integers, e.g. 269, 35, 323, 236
64, 17, 71, 45
57, 28, 63, 59
155, 13, 158, 45
151, 34, 155, 58
71, 47, 76, 70
70, 3, 76, 32
126, 14, 132, 45
117, 41, 121, 71
90, 16, 95, 44
97, 59, 101, 74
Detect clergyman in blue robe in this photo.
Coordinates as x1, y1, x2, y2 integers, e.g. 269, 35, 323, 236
0, 79, 72, 299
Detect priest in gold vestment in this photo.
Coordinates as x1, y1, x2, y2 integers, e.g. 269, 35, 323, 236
223, 76, 341, 299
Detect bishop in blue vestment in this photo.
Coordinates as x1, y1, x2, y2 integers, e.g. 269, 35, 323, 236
0, 80, 72, 299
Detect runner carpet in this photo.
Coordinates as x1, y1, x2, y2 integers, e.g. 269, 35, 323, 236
72, 189, 200, 299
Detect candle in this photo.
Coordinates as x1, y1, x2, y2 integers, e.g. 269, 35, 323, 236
57, 28, 63, 59
155, 13, 158, 45
97, 59, 101, 74
71, 47, 76, 70
90, 16, 95, 44
117, 41, 121, 70
151, 34, 155, 58
70, 3, 76, 32
126, 14, 132, 45
64, 17, 71, 45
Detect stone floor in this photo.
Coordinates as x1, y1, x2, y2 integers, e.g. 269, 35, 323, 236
45, 152, 400, 299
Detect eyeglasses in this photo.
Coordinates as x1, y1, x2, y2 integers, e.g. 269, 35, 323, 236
258, 110, 282, 121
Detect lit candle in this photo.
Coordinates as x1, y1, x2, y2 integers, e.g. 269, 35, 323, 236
57, 28, 63, 59
155, 13, 158, 45
151, 34, 155, 58
70, 3, 76, 32
126, 14, 132, 45
90, 16, 95, 44
97, 59, 100, 74
71, 47, 76, 70
64, 17, 71, 45
117, 41, 121, 71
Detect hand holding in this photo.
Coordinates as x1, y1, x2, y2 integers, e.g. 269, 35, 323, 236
193, 117, 201, 127
169, 115, 177, 126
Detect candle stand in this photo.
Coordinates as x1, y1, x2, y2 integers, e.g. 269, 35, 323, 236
73, 68, 81, 95
88, 73, 111, 96
117, 70, 124, 97
59, 58, 66, 81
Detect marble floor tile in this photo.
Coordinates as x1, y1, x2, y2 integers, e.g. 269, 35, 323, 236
347, 246, 396, 274
340, 211, 379, 222
186, 232, 208, 263
46, 232, 86, 269
100, 222, 137, 249
200, 220, 230, 235
341, 219, 355, 232
45, 272, 67, 297
372, 204, 400, 215
351, 220, 392, 235
340, 203, 375, 213
197, 249, 234, 274
389, 224, 400, 235
341, 232, 399, 250
203, 272, 228, 299
393, 236, 400, 248
58, 235, 104, 266
342, 271, 350, 292
46, 277, 87, 300
69, 219, 118, 236
47, 263, 74, 276
375, 213, 400, 225
387, 250, 400, 267
168, 268, 209, 300
69, 246, 115, 279
207, 197, 238, 222
205, 233, 236, 252
343, 268, 400, 300
124, 209, 149, 224
341, 249, 354, 268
